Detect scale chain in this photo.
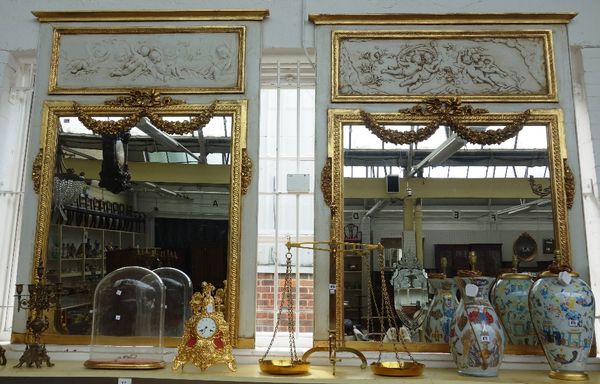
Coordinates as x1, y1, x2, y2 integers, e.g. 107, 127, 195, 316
377, 248, 418, 365
260, 251, 299, 363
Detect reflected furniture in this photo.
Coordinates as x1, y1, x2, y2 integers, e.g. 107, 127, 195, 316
434, 244, 502, 277
106, 248, 178, 274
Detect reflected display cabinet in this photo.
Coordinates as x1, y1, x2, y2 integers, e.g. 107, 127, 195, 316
47, 224, 146, 285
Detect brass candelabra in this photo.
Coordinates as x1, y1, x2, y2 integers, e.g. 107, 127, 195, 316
14, 264, 61, 368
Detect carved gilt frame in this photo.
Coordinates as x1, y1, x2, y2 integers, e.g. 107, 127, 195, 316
331, 30, 557, 103
49, 26, 246, 94
19, 98, 248, 347
325, 108, 570, 353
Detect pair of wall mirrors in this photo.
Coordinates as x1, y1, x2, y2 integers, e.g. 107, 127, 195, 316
24, 92, 573, 358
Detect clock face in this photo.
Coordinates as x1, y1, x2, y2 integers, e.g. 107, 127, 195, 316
115, 139, 125, 168
196, 317, 217, 338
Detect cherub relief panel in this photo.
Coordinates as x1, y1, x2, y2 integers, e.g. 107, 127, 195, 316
50, 27, 245, 94
332, 30, 556, 102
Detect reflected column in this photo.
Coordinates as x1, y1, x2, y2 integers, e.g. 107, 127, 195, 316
403, 197, 415, 259
414, 199, 423, 267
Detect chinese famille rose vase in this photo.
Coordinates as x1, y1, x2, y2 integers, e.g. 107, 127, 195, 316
491, 273, 537, 345
423, 275, 458, 343
449, 276, 506, 377
529, 271, 595, 381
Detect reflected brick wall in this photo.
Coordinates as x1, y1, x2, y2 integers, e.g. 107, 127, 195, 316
256, 272, 313, 333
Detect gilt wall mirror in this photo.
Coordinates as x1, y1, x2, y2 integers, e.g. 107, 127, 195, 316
514, 232, 538, 263
325, 101, 571, 354
25, 94, 248, 346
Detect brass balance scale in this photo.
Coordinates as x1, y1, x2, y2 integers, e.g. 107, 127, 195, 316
258, 240, 424, 377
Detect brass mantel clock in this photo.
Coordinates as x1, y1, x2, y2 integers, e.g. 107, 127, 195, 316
172, 282, 236, 372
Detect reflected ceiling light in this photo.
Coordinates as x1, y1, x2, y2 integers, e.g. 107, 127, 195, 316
365, 199, 390, 218
409, 133, 467, 177
506, 205, 533, 215
141, 181, 190, 200
495, 198, 549, 216
61, 147, 99, 160
136, 117, 201, 162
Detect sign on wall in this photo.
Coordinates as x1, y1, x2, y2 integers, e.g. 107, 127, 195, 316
49, 26, 246, 94
332, 30, 556, 102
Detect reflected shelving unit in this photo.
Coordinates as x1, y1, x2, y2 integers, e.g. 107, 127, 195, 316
47, 223, 146, 335
47, 224, 146, 285
342, 223, 366, 328
343, 252, 364, 326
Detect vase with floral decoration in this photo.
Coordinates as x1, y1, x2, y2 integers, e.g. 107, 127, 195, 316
529, 251, 595, 381
491, 255, 537, 346
424, 257, 458, 343
449, 251, 506, 377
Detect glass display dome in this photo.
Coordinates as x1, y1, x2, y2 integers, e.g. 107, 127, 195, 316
84, 266, 166, 369
153, 267, 192, 337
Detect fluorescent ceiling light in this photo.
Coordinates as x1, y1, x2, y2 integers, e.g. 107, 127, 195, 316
141, 181, 190, 200
506, 205, 532, 215
536, 199, 551, 206
409, 133, 467, 177
136, 117, 201, 162
61, 146, 99, 160
495, 198, 550, 216
365, 199, 390, 218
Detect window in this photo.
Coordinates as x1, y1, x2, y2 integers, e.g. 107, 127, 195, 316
256, 60, 315, 348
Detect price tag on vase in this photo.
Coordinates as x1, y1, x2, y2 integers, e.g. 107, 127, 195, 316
465, 283, 478, 297
558, 271, 572, 285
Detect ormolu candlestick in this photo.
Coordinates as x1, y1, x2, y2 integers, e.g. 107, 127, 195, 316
14, 264, 61, 368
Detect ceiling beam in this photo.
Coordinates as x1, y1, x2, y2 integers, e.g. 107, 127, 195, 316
344, 148, 548, 167
345, 177, 545, 199
59, 133, 231, 154
64, 158, 230, 185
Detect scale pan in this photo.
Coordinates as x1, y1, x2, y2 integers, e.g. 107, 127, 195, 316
371, 361, 425, 377
259, 359, 310, 375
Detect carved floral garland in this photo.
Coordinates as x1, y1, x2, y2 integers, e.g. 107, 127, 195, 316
73, 90, 216, 136
241, 149, 253, 196
564, 160, 575, 210
359, 98, 531, 146
320, 158, 333, 209
359, 110, 438, 145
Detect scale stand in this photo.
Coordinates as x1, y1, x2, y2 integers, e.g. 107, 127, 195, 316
302, 330, 367, 375
288, 240, 372, 375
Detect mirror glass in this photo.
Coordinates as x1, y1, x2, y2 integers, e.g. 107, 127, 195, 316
330, 110, 567, 352
42, 105, 239, 338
